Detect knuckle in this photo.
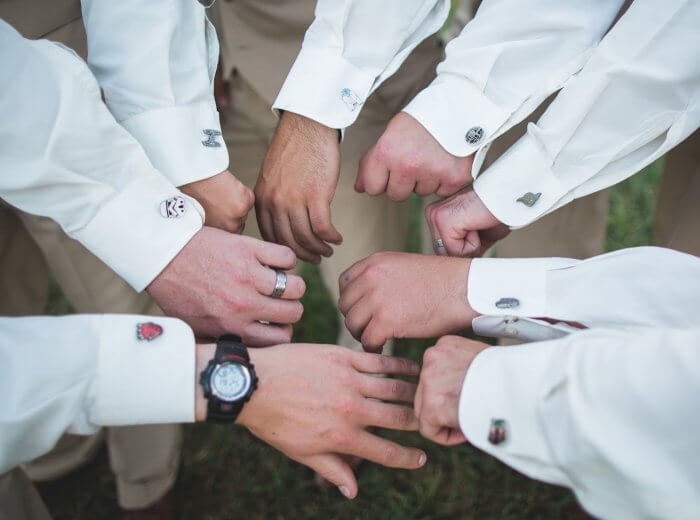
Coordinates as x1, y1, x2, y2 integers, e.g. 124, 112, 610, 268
328, 428, 350, 448
382, 444, 399, 465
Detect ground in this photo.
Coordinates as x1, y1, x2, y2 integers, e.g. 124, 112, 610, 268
39, 161, 662, 519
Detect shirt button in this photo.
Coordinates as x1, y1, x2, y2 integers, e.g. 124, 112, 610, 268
488, 418, 508, 445
160, 196, 187, 218
340, 88, 362, 111
495, 297, 520, 309
465, 126, 484, 144
516, 192, 542, 207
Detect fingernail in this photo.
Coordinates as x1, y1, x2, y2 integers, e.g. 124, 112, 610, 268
338, 486, 350, 498
418, 453, 427, 466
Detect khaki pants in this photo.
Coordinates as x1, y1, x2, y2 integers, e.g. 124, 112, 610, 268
0, 206, 181, 512
221, 38, 444, 352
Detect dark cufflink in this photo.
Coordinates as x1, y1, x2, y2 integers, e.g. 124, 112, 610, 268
488, 418, 508, 445
160, 196, 187, 218
465, 126, 484, 145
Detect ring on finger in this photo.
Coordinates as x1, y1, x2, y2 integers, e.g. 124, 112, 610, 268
270, 270, 287, 299
433, 238, 446, 253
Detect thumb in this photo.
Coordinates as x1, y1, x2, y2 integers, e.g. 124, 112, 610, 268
303, 453, 358, 499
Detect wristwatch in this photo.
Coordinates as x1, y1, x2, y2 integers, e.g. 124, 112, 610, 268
199, 334, 258, 423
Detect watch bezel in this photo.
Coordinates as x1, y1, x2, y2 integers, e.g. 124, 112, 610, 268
209, 361, 252, 403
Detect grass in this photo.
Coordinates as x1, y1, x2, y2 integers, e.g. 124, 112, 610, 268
39, 162, 662, 519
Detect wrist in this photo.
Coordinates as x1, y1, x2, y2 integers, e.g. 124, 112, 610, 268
453, 258, 481, 328
194, 343, 216, 422
234, 348, 265, 427
280, 111, 340, 143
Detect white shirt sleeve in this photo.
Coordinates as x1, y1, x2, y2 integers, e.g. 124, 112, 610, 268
472, 0, 700, 227
81, 0, 227, 187
468, 247, 700, 341
273, 0, 450, 130
459, 326, 700, 519
0, 21, 203, 292
0, 315, 195, 475
403, 0, 625, 158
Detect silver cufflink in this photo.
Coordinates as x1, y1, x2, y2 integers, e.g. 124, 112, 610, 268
488, 418, 507, 445
340, 88, 362, 112
516, 192, 541, 207
160, 196, 187, 218
495, 297, 520, 309
465, 126, 484, 145
201, 129, 222, 148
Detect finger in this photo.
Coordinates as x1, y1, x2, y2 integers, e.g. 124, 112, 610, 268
273, 211, 321, 264
289, 209, 332, 259
257, 297, 304, 325
252, 236, 297, 269
358, 375, 417, 403
420, 420, 467, 446
386, 173, 415, 202
414, 384, 424, 419
360, 319, 389, 353
358, 400, 418, 431
349, 352, 420, 376
356, 148, 390, 196
302, 454, 357, 499
309, 203, 343, 245
338, 256, 371, 292
254, 267, 306, 300
415, 177, 440, 197
424, 202, 447, 256
337, 277, 365, 315
345, 431, 426, 470
343, 304, 373, 344
242, 322, 293, 347
256, 206, 278, 244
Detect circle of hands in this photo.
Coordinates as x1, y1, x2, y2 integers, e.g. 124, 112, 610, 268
146, 109, 517, 498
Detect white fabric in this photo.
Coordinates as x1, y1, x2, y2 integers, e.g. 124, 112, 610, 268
470, 0, 700, 226
0, 21, 204, 291
81, 0, 228, 186
460, 247, 700, 518
273, 0, 450, 130
0, 315, 195, 475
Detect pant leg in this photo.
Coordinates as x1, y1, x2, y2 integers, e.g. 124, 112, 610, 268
653, 129, 700, 257
16, 212, 182, 510
0, 468, 52, 520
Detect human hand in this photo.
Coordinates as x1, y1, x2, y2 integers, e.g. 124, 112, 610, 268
425, 188, 510, 257
236, 343, 426, 499
415, 336, 488, 445
147, 226, 305, 345
254, 111, 343, 264
355, 112, 473, 201
180, 171, 254, 234
338, 252, 480, 352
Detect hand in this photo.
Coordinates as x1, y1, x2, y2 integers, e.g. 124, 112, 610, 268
147, 226, 305, 345
338, 252, 480, 352
255, 112, 343, 264
415, 336, 488, 445
355, 112, 473, 201
180, 171, 254, 234
237, 343, 427, 499
425, 188, 510, 257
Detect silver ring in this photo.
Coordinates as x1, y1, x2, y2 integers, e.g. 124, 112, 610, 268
270, 270, 287, 298
433, 238, 445, 252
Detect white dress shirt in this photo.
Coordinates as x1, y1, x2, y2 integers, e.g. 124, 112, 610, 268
81, 0, 228, 187
0, 20, 204, 291
273, 0, 450, 130
461, 247, 700, 519
0, 315, 195, 475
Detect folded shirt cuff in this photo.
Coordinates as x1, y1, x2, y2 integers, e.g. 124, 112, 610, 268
403, 73, 511, 158
473, 132, 567, 227
120, 102, 228, 187
459, 343, 568, 485
93, 315, 195, 426
73, 168, 204, 292
273, 46, 378, 130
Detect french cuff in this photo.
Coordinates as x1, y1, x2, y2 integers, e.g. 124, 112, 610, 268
459, 343, 568, 484
73, 169, 203, 292
93, 315, 195, 426
403, 73, 511, 158
120, 102, 228, 187
473, 132, 566, 228
468, 257, 573, 318
273, 47, 377, 130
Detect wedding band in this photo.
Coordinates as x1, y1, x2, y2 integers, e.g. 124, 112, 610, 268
433, 238, 445, 252
270, 270, 287, 299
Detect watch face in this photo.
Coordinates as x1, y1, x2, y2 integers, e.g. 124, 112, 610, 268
211, 363, 251, 402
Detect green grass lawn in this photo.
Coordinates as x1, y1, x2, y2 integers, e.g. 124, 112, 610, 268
39, 162, 662, 519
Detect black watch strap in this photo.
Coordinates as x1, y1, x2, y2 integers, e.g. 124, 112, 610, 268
205, 335, 253, 423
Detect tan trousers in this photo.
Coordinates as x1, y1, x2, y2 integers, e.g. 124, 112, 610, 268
221, 38, 444, 351
0, 205, 182, 511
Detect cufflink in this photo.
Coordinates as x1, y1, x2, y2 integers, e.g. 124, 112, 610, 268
495, 297, 520, 309
488, 418, 507, 445
136, 322, 163, 341
340, 88, 362, 112
516, 192, 541, 207
465, 126, 484, 145
201, 129, 222, 148
160, 196, 187, 218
